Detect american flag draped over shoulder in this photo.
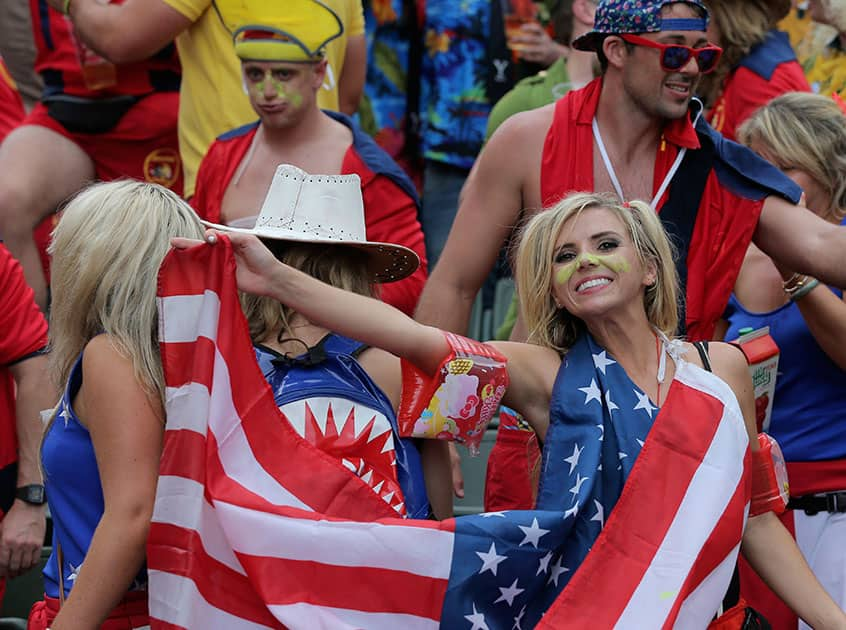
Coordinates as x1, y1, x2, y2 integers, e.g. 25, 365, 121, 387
532, 333, 753, 628
149, 240, 752, 629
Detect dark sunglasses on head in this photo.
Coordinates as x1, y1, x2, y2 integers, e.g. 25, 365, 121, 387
618, 34, 723, 74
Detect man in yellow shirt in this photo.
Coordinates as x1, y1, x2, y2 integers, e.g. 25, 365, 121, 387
52, 0, 366, 198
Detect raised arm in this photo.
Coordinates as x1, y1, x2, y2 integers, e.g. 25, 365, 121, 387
55, 0, 192, 64
197, 231, 451, 375
754, 195, 846, 289
414, 111, 543, 332
710, 343, 846, 630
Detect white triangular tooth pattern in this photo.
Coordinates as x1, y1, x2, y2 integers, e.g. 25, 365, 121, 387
353, 406, 378, 438
304, 398, 332, 435
330, 398, 356, 435
381, 431, 395, 454
360, 469, 373, 485
394, 502, 405, 514
367, 412, 392, 443
341, 459, 357, 473
382, 491, 395, 503
372, 480, 384, 493
278, 401, 306, 437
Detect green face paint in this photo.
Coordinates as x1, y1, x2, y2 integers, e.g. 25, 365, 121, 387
247, 69, 304, 106
554, 252, 630, 286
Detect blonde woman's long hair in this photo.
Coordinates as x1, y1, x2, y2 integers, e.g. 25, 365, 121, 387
515, 192, 678, 354
48, 180, 205, 408
243, 241, 376, 345
738, 92, 846, 221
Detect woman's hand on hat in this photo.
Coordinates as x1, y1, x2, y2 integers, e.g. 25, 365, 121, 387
211, 230, 284, 297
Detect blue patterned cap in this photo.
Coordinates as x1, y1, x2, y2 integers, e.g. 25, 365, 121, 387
572, 0, 709, 52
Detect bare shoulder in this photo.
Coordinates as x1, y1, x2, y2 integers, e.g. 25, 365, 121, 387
82, 334, 132, 377
356, 347, 402, 409
490, 103, 555, 147
682, 340, 749, 389
78, 335, 162, 426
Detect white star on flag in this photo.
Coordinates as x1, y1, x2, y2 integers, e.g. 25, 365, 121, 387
590, 499, 605, 528
563, 443, 584, 475
569, 473, 589, 497
475, 542, 507, 576
67, 561, 82, 582
592, 350, 616, 374
618, 451, 628, 460
579, 379, 602, 405
513, 605, 527, 630
548, 556, 570, 587
518, 517, 550, 548
465, 603, 489, 630
604, 390, 619, 411
60, 404, 72, 428
596, 423, 605, 441
536, 551, 552, 575
564, 504, 579, 520
637, 438, 645, 447
633, 389, 658, 417
480, 511, 507, 518
495, 578, 525, 606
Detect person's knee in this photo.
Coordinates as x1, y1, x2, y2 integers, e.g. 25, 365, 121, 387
0, 181, 48, 236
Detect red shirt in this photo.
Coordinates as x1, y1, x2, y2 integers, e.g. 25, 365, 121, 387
0, 58, 25, 141
0, 243, 49, 476
541, 78, 800, 341
30, 0, 180, 99
709, 31, 810, 142
193, 114, 428, 317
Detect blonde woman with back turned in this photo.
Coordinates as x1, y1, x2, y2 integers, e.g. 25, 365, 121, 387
29, 181, 205, 629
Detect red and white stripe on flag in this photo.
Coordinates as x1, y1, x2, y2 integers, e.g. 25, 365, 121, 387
539, 359, 751, 629
149, 240, 455, 629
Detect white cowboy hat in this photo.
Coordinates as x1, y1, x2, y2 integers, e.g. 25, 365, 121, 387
203, 164, 419, 283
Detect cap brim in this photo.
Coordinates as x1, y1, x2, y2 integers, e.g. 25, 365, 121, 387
572, 31, 604, 52
201, 219, 420, 284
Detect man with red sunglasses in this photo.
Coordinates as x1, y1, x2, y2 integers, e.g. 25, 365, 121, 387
416, 0, 846, 516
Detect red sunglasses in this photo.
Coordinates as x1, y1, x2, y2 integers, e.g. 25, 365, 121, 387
618, 34, 723, 74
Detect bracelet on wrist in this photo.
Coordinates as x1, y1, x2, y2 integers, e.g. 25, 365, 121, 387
783, 273, 810, 294
787, 277, 820, 301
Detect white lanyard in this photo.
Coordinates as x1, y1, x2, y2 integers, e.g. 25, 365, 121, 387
592, 102, 703, 208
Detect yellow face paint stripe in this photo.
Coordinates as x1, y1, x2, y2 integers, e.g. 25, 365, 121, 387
554, 253, 630, 286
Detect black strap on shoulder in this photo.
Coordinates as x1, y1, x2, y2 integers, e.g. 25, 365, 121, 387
693, 340, 712, 372
658, 124, 717, 336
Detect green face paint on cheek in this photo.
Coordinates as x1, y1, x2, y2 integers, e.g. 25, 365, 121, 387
554, 252, 630, 285
249, 73, 303, 106
555, 264, 576, 285
282, 85, 303, 106
597, 253, 629, 273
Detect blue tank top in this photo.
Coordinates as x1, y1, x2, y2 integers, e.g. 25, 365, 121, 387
255, 334, 430, 519
40, 352, 147, 599
724, 285, 846, 462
